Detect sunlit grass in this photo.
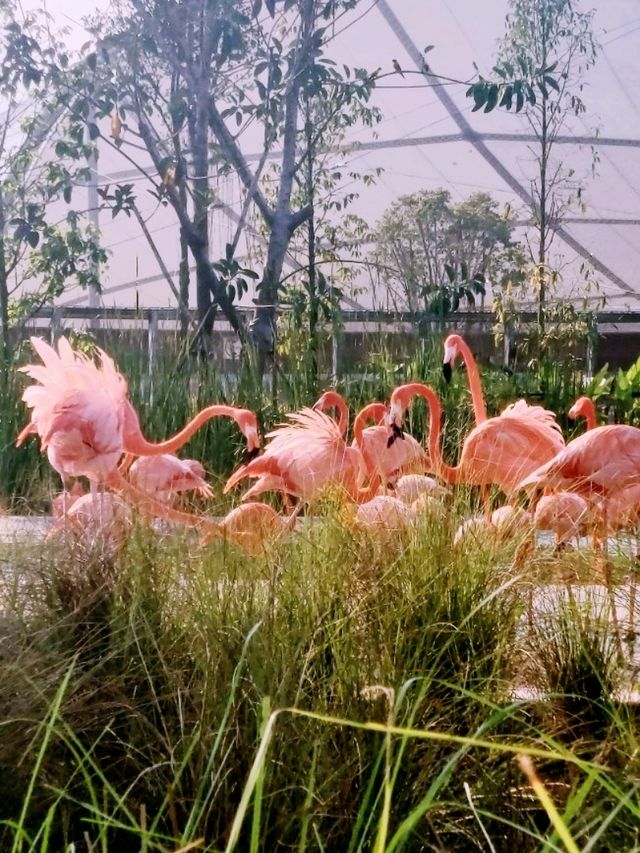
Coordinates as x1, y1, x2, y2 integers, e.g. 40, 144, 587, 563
0, 505, 638, 851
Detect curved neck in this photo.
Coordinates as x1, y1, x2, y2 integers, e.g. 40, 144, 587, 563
582, 400, 597, 431
455, 337, 487, 424
316, 392, 349, 435
123, 402, 243, 455
397, 383, 461, 484
353, 403, 387, 447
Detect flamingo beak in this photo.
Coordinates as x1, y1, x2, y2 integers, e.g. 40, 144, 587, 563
241, 446, 260, 464
386, 422, 405, 448
442, 342, 457, 383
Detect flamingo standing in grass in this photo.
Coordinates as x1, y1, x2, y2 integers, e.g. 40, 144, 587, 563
16, 337, 228, 537
530, 397, 597, 550
568, 396, 598, 431
517, 424, 640, 642
387, 382, 564, 501
17, 337, 261, 472
441, 334, 564, 498
202, 502, 299, 555
224, 407, 380, 504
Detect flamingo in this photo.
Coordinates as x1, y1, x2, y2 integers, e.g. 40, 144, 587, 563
387, 382, 564, 500
47, 492, 133, 555
202, 502, 298, 555
313, 392, 429, 484
17, 337, 261, 468
533, 492, 591, 549
453, 505, 532, 547
568, 396, 598, 431
16, 337, 223, 538
353, 402, 429, 486
516, 425, 640, 650
128, 454, 213, 504
441, 334, 565, 490
393, 474, 449, 505
51, 481, 85, 518
313, 390, 350, 435
224, 407, 380, 504
353, 495, 416, 533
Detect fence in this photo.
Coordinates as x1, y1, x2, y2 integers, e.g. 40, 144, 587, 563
21, 305, 640, 374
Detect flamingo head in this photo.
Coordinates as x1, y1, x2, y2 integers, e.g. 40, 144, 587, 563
385, 394, 407, 447
313, 390, 343, 413
568, 396, 593, 421
442, 334, 462, 383
238, 410, 261, 463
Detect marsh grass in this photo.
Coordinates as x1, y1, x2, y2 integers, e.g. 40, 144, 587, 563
0, 505, 639, 851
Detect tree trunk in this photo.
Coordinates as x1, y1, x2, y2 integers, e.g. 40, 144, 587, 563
178, 227, 190, 337
253, 0, 315, 366
305, 101, 318, 392
0, 189, 10, 369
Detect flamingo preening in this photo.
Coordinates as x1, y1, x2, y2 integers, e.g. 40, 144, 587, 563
224, 407, 380, 504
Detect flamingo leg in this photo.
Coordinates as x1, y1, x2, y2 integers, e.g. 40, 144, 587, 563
597, 499, 624, 660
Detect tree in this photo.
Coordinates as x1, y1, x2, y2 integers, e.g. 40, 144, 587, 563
496, 0, 598, 355
54, 0, 378, 360
371, 190, 525, 320
0, 2, 105, 366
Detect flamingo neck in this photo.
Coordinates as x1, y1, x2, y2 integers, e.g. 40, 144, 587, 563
123, 402, 242, 455
314, 392, 349, 435
353, 403, 387, 447
398, 383, 461, 485
456, 338, 487, 424
582, 401, 597, 431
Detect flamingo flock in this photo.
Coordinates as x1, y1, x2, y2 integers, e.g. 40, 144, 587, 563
14, 334, 640, 566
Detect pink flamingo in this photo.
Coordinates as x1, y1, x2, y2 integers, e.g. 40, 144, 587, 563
354, 495, 416, 533
51, 481, 85, 518
353, 402, 429, 486
527, 397, 597, 550
517, 424, 640, 647
202, 502, 299, 555
313, 390, 350, 436
567, 395, 640, 538
442, 335, 565, 474
568, 396, 598, 431
16, 337, 224, 537
48, 492, 133, 549
533, 492, 591, 549
17, 337, 261, 468
313, 392, 429, 484
453, 505, 532, 547
224, 407, 380, 504
129, 454, 213, 504
388, 382, 564, 500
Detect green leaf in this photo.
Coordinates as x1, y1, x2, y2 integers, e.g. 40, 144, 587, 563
544, 74, 560, 92
86, 52, 97, 71
484, 84, 499, 112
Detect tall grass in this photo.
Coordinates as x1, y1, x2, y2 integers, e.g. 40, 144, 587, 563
0, 508, 638, 851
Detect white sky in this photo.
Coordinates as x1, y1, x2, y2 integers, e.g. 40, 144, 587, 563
19, 0, 640, 312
